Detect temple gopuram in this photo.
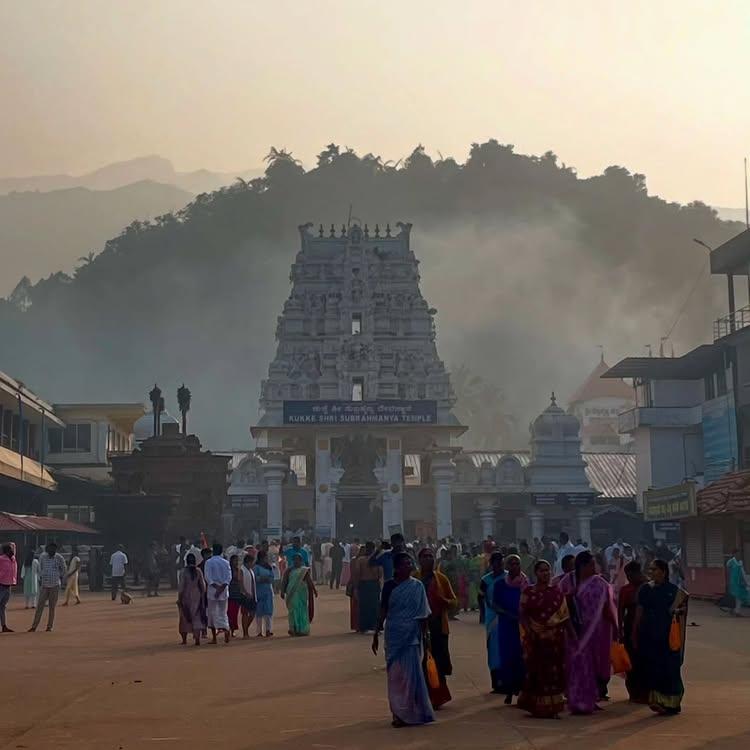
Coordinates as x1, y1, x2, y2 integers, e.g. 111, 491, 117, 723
230, 222, 638, 545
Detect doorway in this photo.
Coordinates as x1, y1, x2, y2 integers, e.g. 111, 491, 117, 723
336, 496, 383, 540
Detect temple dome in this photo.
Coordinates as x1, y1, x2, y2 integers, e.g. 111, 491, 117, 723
532, 393, 581, 440
133, 408, 179, 443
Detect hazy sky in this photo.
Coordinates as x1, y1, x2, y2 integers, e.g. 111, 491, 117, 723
2, 1, 749, 206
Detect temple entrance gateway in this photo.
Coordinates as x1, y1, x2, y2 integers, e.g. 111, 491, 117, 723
335, 493, 383, 540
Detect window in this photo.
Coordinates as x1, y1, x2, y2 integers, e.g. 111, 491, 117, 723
352, 377, 364, 401
351, 313, 362, 335
716, 367, 728, 397
704, 374, 716, 401
49, 423, 92, 453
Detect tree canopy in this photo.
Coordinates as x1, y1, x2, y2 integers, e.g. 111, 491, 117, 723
0, 140, 741, 448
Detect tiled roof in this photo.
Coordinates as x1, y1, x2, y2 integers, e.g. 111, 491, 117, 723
0, 512, 98, 534
569, 359, 633, 404
696, 470, 750, 515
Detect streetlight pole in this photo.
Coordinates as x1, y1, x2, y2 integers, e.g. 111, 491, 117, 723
694, 238, 735, 333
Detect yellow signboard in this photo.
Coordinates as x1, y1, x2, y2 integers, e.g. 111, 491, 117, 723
643, 482, 697, 522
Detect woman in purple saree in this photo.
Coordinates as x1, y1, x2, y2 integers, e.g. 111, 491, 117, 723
566, 551, 617, 715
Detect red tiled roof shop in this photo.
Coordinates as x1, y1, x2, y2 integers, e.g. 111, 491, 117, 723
696, 471, 750, 515
0, 512, 98, 534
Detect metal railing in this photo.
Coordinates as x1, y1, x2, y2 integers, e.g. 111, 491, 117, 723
714, 304, 750, 340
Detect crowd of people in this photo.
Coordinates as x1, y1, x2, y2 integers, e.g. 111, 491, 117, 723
5, 528, 750, 731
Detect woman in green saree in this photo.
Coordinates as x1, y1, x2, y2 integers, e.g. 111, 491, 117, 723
281, 552, 318, 636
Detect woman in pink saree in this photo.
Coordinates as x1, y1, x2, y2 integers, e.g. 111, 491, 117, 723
566, 551, 617, 714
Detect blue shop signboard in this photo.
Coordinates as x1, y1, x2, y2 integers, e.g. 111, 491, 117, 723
283, 400, 438, 425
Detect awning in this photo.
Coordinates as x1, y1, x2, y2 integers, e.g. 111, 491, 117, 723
0, 446, 57, 490
0, 512, 98, 534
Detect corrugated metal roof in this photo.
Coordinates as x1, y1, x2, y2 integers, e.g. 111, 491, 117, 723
697, 470, 750, 515
465, 451, 531, 468
0, 512, 98, 534
583, 453, 636, 499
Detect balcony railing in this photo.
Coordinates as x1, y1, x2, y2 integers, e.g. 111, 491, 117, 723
618, 405, 702, 433
714, 304, 750, 340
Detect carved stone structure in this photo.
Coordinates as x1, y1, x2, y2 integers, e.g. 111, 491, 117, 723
229, 222, 637, 544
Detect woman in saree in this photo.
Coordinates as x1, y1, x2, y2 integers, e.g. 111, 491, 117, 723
177, 553, 207, 646
415, 547, 458, 709
351, 541, 381, 633
566, 551, 618, 715
372, 552, 434, 727
517, 560, 570, 718
439, 546, 461, 619
618, 559, 649, 703
633, 559, 688, 715
491, 554, 528, 704
479, 551, 506, 689
726, 549, 749, 616
281, 552, 317, 636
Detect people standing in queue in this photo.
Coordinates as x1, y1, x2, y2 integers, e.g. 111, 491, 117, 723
204, 543, 232, 644
633, 559, 689, 715
29, 541, 66, 632
414, 547, 458, 710
517, 560, 570, 719
372, 551, 434, 728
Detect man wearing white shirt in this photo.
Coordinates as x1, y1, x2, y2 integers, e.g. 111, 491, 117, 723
109, 545, 128, 601
203, 543, 232, 644
554, 532, 583, 576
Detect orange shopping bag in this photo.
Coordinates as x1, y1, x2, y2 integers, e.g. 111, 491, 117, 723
610, 641, 632, 674
424, 650, 441, 689
669, 615, 682, 651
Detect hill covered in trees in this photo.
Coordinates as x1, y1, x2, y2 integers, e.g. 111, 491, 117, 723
0, 141, 742, 448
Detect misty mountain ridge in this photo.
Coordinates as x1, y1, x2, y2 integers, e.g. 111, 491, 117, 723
0, 180, 192, 296
0, 155, 263, 196
0, 141, 744, 449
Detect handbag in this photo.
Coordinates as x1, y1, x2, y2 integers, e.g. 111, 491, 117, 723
610, 641, 632, 674
424, 649, 441, 690
669, 614, 682, 651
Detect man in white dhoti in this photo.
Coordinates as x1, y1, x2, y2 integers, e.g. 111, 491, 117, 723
203, 543, 232, 644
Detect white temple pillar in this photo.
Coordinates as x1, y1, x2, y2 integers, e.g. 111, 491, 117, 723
383, 437, 404, 537
527, 508, 545, 541
477, 497, 496, 540
261, 450, 287, 539
431, 451, 455, 540
576, 508, 593, 547
315, 437, 334, 537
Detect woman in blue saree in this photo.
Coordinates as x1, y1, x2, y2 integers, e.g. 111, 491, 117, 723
373, 552, 434, 728
479, 551, 506, 694
492, 554, 528, 704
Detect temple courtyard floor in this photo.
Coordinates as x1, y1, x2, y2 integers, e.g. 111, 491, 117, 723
1, 587, 749, 750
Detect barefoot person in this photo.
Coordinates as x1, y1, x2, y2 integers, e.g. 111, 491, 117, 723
372, 551, 434, 728
177, 553, 206, 645
281, 552, 317, 636
253, 549, 275, 637
204, 543, 232, 644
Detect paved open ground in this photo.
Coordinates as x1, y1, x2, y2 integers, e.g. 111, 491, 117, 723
1, 588, 750, 750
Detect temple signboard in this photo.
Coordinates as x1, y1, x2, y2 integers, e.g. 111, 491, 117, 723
283, 400, 437, 425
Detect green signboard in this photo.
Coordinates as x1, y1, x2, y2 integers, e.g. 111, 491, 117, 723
643, 482, 697, 522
